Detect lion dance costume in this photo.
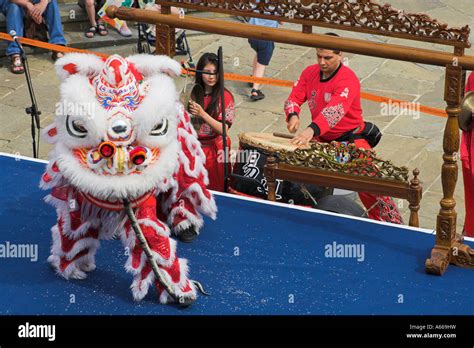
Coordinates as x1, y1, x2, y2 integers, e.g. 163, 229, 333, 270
40, 53, 217, 305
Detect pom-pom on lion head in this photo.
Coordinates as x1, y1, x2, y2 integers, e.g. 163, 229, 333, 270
45, 53, 184, 203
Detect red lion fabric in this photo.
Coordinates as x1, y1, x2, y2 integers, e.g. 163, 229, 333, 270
462, 72, 474, 237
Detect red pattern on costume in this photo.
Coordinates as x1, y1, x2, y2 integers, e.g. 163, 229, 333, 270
160, 107, 218, 234
284, 64, 364, 141
462, 72, 474, 236
123, 194, 195, 301
46, 181, 195, 302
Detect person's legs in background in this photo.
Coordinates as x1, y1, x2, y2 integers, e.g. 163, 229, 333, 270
79, 0, 107, 38
3, 1, 25, 73
38, 0, 66, 45
248, 39, 274, 101
31, 0, 67, 60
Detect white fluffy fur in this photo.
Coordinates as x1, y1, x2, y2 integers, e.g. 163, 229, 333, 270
49, 54, 183, 200
55, 53, 104, 81
55, 140, 179, 200
127, 54, 182, 78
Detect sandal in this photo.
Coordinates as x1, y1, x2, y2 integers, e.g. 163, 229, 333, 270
85, 26, 97, 38
51, 50, 65, 62
96, 22, 108, 36
250, 88, 265, 101
10, 54, 25, 74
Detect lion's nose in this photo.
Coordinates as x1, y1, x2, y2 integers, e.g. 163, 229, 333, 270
111, 120, 128, 134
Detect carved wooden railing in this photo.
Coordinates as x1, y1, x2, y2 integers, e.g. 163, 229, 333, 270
106, 0, 474, 274
154, 0, 470, 48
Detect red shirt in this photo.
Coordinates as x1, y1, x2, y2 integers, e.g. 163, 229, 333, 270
466, 72, 474, 92
196, 89, 235, 140
284, 63, 364, 141
462, 72, 474, 166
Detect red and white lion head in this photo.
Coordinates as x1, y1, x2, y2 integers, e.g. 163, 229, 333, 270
44, 53, 187, 202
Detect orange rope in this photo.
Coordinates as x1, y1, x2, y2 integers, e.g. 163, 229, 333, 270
0, 33, 448, 118
0, 32, 108, 57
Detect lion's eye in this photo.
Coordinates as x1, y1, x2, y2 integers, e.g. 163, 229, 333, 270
150, 119, 168, 136
66, 115, 88, 138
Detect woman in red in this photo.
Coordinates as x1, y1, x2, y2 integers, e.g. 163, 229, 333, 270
188, 53, 236, 192
462, 72, 474, 237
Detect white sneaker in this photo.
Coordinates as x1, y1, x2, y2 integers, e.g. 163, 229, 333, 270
119, 26, 133, 37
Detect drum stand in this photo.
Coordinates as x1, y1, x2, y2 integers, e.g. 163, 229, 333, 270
218, 47, 229, 192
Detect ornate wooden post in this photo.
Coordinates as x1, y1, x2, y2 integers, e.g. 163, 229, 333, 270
155, 2, 175, 56
265, 156, 278, 202
408, 169, 421, 228
425, 53, 463, 275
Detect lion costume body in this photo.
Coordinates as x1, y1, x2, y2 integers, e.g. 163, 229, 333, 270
40, 53, 217, 305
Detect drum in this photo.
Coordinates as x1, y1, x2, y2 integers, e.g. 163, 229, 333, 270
231, 132, 328, 206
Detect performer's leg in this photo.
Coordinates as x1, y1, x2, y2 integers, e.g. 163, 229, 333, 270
121, 195, 196, 303
353, 138, 404, 224
47, 198, 100, 279
462, 161, 474, 237
358, 192, 403, 224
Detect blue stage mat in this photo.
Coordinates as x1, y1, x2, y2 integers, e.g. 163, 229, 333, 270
1, 153, 473, 315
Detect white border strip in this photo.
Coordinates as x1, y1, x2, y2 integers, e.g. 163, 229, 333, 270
3, 153, 472, 242
0, 152, 48, 164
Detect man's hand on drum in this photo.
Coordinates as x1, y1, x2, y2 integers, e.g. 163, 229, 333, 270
290, 127, 314, 147
287, 115, 300, 133
189, 100, 205, 118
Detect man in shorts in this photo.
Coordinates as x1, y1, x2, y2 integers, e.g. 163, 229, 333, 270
248, 17, 279, 101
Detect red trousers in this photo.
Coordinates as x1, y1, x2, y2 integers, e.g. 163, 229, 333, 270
353, 138, 403, 224
201, 136, 231, 192
461, 130, 474, 237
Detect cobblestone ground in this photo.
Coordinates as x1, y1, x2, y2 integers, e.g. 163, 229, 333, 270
1, 0, 473, 232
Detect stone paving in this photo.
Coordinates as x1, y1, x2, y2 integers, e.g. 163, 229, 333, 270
1, 0, 473, 232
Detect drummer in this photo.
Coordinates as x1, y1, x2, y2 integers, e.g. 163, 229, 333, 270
188, 52, 236, 192
283, 33, 403, 224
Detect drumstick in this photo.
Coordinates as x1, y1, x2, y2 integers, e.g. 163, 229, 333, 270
273, 132, 294, 139
273, 132, 317, 145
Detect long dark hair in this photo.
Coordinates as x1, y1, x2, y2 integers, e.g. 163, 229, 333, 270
195, 52, 222, 118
